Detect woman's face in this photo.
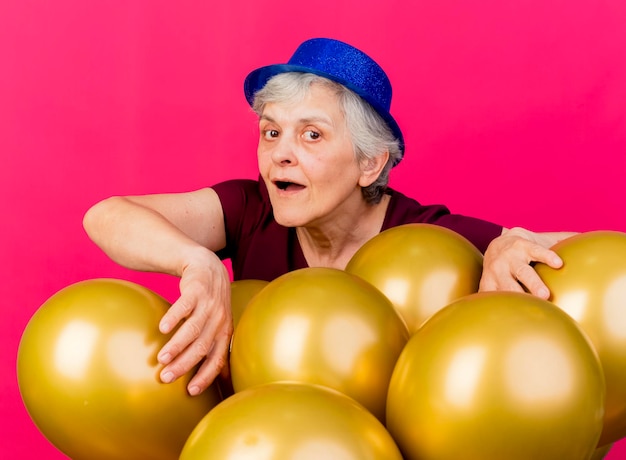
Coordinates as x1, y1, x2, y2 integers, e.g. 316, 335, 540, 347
257, 82, 369, 228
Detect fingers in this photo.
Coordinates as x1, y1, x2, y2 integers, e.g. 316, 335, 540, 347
480, 233, 562, 300
187, 330, 232, 395
158, 324, 208, 381
158, 302, 226, 379
481, 261, 552, 299
160, 322, 231, 396
514, 263, 550, 299
479, 268, 526, 294
527, 245, 563, 269
518, 246, 561, 299
157, 291, 233, 395
159, 296, 195, 335
158, 296, 208, 365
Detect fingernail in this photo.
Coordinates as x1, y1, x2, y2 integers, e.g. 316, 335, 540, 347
538, 287, 550, 299
188, 385, 201, 396
159, 321, 170, 333
158, 352, 172, 364
161, 371, 175, 383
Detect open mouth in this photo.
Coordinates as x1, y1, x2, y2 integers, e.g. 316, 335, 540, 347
275, 180, 305, 192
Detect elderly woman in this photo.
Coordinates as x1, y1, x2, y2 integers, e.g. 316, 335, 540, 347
83, 38, 575, 396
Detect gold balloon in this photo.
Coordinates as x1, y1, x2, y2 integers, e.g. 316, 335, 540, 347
17, 278, 222, 460
218, 279, 270, 399
180, 382, 403, 460
535, 231, 626, 446
346, 223, 483, 334
230, 267, 409, 421
230, 279, 268, 327
386, 292, 605, 460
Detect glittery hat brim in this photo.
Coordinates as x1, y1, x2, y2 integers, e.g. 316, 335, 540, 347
244, 63, 405, 162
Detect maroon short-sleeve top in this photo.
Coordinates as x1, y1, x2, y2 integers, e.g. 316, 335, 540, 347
213, 178, 502, 281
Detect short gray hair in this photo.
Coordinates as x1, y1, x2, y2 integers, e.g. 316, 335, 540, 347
252, 73, 402, 204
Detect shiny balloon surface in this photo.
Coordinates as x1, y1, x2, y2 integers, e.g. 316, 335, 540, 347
17, 278, 222, 460
180, 382, 403, 460
346, 223, 483, 334
535, 230, 626, 446
219, 279, 270, 399
230, 267, 409, 421
386, 291, 605, 460
230, 279, 268, 327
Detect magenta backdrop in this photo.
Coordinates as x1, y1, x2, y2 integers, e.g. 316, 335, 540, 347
2, 0, 625, 458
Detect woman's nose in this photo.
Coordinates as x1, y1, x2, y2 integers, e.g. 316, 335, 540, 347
271, 138, 297, 164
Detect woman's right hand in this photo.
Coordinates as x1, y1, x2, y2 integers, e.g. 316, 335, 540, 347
156, 248, 233, 396
83, 188, 232, 395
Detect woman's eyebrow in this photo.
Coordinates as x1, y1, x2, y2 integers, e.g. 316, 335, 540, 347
260, 113, 335, 127
299, 115, 334, 127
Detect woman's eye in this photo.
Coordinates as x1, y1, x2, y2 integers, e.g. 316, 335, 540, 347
263, 129, 279, 140
304, 130, 320, 141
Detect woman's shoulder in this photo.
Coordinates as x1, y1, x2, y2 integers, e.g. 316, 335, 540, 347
384, 187, 502, 253
212, 176, 270, 207
384, 188, 452, 228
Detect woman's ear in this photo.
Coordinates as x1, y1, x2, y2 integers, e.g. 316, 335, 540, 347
359, 151, 390, 187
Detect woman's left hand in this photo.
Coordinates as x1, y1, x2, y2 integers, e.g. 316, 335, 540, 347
479, 227, 576, 299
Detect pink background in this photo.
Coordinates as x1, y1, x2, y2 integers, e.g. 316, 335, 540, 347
2, 0, 625, 458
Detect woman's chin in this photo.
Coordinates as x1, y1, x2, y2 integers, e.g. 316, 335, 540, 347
273, 213, 308, 228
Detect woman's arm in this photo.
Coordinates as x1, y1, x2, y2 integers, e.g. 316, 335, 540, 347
83, 188, 232, 396
83, 188, 227, 270
479, 227, 578, 299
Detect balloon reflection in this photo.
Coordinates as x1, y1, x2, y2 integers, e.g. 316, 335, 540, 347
386, 292, 605, 460
505, 336, 574, 405
180, 382, 403, 460
230, 267, 409, 421
604, 274, 626, 340
271, 314, 312, 373
557, 290, 589, 321
346, 223, 483, 334
17, 278, 222, 460
106, 330, 159, 382
536, 230, 626, 446
321, 315, 378, 376
53, 320, 99, 380
443, 345, 487, 409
